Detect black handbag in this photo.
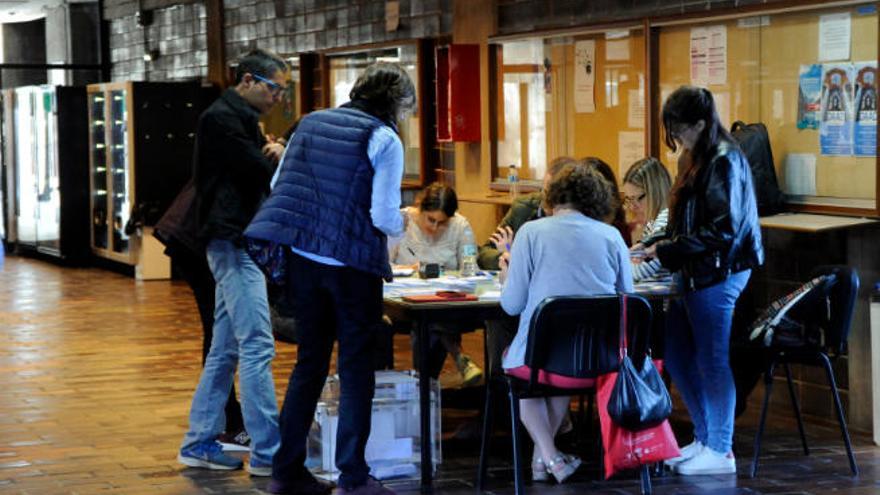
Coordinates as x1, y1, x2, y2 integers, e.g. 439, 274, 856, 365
607, 295, 673, 431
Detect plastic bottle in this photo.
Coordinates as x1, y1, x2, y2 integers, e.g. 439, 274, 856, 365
460, 244, 478, 277
507, 164, 519, 199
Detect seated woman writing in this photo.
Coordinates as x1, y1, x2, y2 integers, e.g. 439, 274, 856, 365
621, 157, 672, 282
499, 164, 633, 483
389, 183, 484, 386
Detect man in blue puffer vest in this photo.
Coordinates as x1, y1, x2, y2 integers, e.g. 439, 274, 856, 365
245, 63, 415, 495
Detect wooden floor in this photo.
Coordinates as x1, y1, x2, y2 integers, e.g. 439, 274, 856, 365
1, 255, 879, 494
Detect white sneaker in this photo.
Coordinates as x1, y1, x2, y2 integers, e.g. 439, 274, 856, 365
675, 447, 736, 475
665, 440, 702, 467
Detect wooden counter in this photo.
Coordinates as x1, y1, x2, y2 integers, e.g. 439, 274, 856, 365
759, 213, 878, 233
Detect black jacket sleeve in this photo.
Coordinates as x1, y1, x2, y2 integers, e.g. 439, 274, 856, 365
656, 153, 742, 272
201, 112, 275, 189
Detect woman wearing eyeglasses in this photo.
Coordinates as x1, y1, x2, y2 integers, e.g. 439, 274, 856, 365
644, 86, 763, 475
389, 183, 483, 386
622, 157, 672, 282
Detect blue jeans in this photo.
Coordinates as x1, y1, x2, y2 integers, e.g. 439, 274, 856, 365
665, 270, 750, 455
181, 239, 280, 465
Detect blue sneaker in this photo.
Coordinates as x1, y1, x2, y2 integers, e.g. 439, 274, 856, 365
246, 460, 272, 477
178, 442, 243, 471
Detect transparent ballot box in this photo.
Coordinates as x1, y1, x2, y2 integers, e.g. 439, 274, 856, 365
306, 370, 441, 480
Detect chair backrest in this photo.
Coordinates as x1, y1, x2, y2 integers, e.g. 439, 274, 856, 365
523, 294, 653, 388
810, 265, 859, 355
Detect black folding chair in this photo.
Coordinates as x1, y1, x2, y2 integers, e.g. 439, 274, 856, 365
477, 294, 655, 495
750, 265, 859, 477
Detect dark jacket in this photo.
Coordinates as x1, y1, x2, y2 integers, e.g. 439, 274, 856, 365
477, 192, 542, 270
656, 141, 764, 291
244, 107, 393, 280
194, 89, 276, 243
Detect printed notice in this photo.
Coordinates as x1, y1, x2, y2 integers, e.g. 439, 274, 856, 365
783, 153, 817, 196
575, 40, 596, 113
628, 89, 645, 128
618, 131, 645, 178
820, 63, 855, 155
606, 39, 630, 61
854, 62, 878, 156
819, 12, 851, 62
798, 64, 823, 129
690, 25, 727, 85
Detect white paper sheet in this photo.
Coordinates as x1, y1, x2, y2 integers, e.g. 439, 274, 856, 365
691, 25, 727, 85
713, 91, 731, 128
783, 153, 817, 195
772, 89, 785, 121
819, 12, 851, 62
628, 89, 645, 129
575, 40, 596, 113
606, 39, 630, 61
618, 131, 645, 178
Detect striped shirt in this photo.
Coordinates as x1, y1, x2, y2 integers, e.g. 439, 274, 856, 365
632, 208, 669, 282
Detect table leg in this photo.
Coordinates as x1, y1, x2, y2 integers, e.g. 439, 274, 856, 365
418, 317, 433, 492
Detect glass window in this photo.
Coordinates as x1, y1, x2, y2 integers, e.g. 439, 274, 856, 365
328, 45, 422, 183
657, 4, 878, 210
498, 28, 648, 183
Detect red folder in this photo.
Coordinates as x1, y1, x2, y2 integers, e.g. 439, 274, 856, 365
401, 291, 478, 303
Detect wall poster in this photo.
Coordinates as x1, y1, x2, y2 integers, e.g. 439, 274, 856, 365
819, 63, 854, 156
854, 62, 877, 157
797, 64, 822, 129
574, 40, 596, 113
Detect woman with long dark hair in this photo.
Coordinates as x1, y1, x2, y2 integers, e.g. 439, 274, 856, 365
644, 86, 763, 475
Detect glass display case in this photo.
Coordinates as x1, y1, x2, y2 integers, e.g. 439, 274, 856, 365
87, 81, 205, 265
1, 85, 89, 262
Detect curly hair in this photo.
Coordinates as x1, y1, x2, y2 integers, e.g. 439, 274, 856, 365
544, 164, 614, 221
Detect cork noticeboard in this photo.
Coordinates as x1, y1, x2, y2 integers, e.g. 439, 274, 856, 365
657, 6, 878, 203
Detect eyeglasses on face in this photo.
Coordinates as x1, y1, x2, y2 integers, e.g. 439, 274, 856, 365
622, 192, 646, 208
252, 73, 286, 96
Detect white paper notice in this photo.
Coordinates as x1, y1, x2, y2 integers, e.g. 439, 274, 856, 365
606, 39, 630, 61
783, 153, 817, 195
618, 131, 645, 177
772, 89, 784, 121
819, 12, 851, 62
714, 91, 731, 128
628, 89, 645, 128
575, 40, 596, 113
691, 25, 727, 85
706, 25, 727, 85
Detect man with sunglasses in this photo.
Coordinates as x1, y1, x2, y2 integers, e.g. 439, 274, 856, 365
178, 48, 288, 478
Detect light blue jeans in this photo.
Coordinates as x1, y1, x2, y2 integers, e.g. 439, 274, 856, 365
665, 270, 750, 455
181, 239, 280, 465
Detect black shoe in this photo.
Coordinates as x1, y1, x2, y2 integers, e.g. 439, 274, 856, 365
265, 473, 335, 495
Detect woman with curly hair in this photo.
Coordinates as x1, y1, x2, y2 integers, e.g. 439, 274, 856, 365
580, 156, 632, 246
498, 163, 633, 483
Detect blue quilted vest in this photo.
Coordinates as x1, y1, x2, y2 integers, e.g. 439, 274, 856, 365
244, 107, 392, 281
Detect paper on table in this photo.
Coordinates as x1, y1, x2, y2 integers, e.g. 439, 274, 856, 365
618, 131, 645, 178
819, 12, 851, 62
783, 153, 817, 195
479, 290, 501, 301
392, 267, 415, 277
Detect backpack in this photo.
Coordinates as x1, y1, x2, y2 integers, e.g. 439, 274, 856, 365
730, 121, 785, 216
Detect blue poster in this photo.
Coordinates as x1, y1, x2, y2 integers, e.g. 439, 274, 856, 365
819, 64, 854, 156
853, 62, 877, 157
797, 64, 822, 129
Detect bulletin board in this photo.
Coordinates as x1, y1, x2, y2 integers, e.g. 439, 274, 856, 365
657, 5, 878, 205
498, 28, 648, 183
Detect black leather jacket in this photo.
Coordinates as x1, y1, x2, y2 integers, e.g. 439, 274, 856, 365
655, 141, 764, 291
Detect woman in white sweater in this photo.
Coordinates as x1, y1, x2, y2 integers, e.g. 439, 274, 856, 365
622, 157, 672, 282
390, 183, 483, 386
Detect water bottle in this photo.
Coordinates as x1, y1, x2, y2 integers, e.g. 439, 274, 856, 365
461, 244, 478, 277
507, 164, 519, 199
